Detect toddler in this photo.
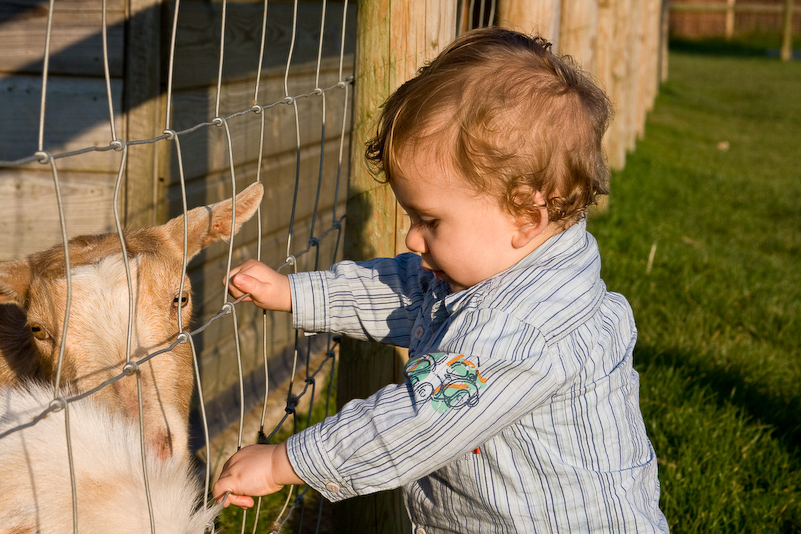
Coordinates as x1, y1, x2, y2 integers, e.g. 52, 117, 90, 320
213, 26, 668, 533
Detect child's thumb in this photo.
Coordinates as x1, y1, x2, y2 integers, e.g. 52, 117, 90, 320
232, 272, 257, 294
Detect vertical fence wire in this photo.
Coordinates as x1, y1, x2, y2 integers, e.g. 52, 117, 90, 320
0, 0, 355, 532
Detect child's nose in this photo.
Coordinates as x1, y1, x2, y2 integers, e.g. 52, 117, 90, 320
405, 226, 427, 254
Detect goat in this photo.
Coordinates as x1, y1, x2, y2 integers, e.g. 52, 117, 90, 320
0, 381, 221, 534
0, 182, 263, 460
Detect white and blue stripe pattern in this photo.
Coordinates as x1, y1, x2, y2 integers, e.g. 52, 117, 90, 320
287, 220, 668, 533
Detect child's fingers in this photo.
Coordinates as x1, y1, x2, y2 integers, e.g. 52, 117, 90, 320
212, 477, 253, 509
223, 493, 255, 509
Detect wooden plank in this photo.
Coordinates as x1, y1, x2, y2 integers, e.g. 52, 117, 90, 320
559, 0, 599, 73
338, 2, 456, 533
602, 0, 631, 171
0, 74, 124, 171
123, 0, 164, 227
498, 0, 562, 43
625, 0, 643, 152
167, 64, 351, 179
781, 0, 795, 61
164, 1, 357, 91
162, 139, 351, 250
0, 0, 125, 77
0, 169, 118, 260
660, 0, 670, 83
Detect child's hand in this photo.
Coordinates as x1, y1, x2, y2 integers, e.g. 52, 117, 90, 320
212, 443, 302, 508
225, 259, 292, 312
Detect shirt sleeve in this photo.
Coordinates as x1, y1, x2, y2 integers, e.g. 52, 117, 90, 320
285, 307, 564, 502
288, 253, 427, 346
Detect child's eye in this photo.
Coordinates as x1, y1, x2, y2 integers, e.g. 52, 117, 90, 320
417, 218, 438, 229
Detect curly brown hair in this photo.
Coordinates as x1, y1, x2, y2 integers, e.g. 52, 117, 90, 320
365, 26, 613, 228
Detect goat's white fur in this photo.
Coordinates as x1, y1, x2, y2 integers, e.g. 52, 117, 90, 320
0, 382, 220, 534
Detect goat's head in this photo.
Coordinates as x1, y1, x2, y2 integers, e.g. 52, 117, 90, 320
0, 183, 263, 459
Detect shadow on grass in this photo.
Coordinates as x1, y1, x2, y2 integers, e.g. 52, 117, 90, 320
634, 344, 801, 455
669, 36, 777, 58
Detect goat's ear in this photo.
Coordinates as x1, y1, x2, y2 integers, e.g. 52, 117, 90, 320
0, 259, 32, 307
165, 182, 264, 261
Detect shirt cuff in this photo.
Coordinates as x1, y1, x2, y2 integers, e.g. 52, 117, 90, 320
288, 271, 329, 334
285, 425, 358, 502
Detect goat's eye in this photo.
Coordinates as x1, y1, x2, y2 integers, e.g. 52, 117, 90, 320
30, 323, 49, 340
173, 293, 190, 307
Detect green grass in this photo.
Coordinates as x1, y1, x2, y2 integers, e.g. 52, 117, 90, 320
588, 39, 801, 532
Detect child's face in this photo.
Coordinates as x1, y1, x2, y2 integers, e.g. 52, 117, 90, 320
391, 149, 536, 293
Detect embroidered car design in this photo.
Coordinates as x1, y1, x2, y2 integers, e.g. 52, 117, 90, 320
405, 352, 487, 414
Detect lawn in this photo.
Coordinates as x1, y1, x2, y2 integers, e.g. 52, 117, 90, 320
588, 38, 801, 532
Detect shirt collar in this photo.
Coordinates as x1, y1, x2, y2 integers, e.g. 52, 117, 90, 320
441, 218, 591, 315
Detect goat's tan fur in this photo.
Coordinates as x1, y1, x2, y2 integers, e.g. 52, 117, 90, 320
0, 183, 263, 459
0, 382, 221, 534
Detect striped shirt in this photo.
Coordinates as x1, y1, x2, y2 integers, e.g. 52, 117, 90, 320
286, 220, 668, 533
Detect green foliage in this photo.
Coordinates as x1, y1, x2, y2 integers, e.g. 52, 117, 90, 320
589, 40, 801, 532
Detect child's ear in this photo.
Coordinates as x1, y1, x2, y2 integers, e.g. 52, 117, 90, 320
511, 191, 550, 249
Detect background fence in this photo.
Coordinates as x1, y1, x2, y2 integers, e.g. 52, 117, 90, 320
669, 0, 798, 60
0, 0, 665, 532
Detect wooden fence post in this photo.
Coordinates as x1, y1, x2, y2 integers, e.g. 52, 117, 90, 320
498, 0, 563, 46
726, 0, 736, 39
781, 0, 795, 61
559, 0, 598, 74
336, 1, 456, 533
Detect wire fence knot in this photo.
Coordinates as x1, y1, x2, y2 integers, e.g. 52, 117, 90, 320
34, 151, 51, 164
122, 361, 139, 376
48, 397, 67, 413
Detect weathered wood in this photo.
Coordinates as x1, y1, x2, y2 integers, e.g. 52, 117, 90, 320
167, 65, 351, 179
162, 138, 350, 247
338, 2, 457, 533
163, 1, 357, 91
559, 0, 599, 73
781, 0, 796, 61
601, 0, 630, 171
0, 0, 125, 77
726, 0, 736, 38
123, 0, 163, 228
660, 0, 670, 83
498, 0, 562, 44
0, 169, 118, 260
0, 74, 124, 169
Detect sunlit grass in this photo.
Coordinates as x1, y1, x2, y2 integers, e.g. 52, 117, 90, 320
589, 38, 801, 532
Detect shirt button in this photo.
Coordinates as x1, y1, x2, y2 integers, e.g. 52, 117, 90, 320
413, 325, 425, 339
325, 482, 340, 493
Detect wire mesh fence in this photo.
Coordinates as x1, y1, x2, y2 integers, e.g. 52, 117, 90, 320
0, 0, 353, 532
